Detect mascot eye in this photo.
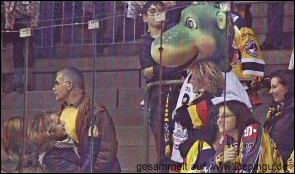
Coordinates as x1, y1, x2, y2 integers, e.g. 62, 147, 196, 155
186, 18, 198, 29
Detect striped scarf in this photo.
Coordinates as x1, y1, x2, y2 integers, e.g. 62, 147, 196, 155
52, 135, 80, 158
39, 135, 80, 169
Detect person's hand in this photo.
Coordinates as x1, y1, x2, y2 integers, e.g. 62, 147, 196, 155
88, 125, 100, 137
165, 145, 171, 157
188, 169, 206, 173
191, 169, 205, 173
141, 67, 154, 80
223, 147, 237, 163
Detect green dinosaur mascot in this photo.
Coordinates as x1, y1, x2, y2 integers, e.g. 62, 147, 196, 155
151, 2, 234, 71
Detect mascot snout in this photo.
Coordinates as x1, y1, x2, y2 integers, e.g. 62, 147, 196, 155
151, 3, 232, 68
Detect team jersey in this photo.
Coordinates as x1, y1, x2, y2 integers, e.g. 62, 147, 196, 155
171, 122, 188, 163
181, 140, 215, 173
212, 124, 284, 173
232, 26, 265, 78
287, 150, 294, 173
172, 72, 196, 119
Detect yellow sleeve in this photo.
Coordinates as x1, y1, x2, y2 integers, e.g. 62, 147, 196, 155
180, 140, 211, 173
239, 27, 265, 77
287, 150, 294, 173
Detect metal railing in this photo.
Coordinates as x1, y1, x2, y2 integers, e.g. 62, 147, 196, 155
143, 79, 184, 173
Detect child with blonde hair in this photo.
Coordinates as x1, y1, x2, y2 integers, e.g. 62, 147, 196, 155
31, 111, 82, 173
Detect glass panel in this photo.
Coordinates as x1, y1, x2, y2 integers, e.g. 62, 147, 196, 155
2, 1, 291, 173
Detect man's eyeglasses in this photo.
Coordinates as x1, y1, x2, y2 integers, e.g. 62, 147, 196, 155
54, 81, 70, 87
215, 114, 235, 121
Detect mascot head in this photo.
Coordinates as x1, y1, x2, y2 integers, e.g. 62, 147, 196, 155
151, 2, 234, 71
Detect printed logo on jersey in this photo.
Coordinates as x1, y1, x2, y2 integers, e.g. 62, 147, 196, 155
245, 39, 260, 57
182, 93, 190, 105
243, 125, 258, 138
244, 143, 254, 153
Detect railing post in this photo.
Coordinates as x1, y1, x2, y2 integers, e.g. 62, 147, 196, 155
143, 79, 183, 173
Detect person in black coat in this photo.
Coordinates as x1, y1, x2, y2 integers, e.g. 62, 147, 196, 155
264, 69, 294, 171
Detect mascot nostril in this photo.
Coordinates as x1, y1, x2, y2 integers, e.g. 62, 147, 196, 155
151, 3, 234, 69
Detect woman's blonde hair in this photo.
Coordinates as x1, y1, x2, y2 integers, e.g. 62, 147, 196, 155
1, 117, 31, 152
30, 111, 55, 153
189, 61, 224, 96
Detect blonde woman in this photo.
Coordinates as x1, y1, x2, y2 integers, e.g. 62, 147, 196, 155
170, 61, 224, 172
1, 117, 43, 173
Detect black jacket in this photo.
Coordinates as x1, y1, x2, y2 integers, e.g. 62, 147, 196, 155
264, 98, 294, 166
42, 147, 82, 173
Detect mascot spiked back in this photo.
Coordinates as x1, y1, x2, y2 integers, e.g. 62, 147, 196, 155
151, 3, 234, 71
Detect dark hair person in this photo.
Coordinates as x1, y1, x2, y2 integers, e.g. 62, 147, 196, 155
211, 100, 284, 173
264, 69, 294, 170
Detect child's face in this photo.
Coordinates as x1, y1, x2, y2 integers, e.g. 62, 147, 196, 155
50, 114, 67, 140
143, 4, 166, 28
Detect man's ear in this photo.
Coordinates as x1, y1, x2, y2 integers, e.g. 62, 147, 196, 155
67, 81, 74, 91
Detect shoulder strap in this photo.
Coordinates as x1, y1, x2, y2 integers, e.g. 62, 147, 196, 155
196, 140, 204, 167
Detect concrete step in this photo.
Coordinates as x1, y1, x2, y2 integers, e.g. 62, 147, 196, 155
1, 88, 145, 109
252, 16, 294, 34
116, 126, 155, 147
34, 42, 140, 59
256, 32, 294, 49
118, 147, 157, 172
33, 71, 142, 91
261, 49, 293, 74
34, 55, 141, 73
0, 50, 141, 72
1, 90, 116, 109
118, 88, 145, 107
251, 2, 294, 18
1, 107, 144, 126
262, 49, 293, 64
265, 64, 290, 76
0, 54, 143, 91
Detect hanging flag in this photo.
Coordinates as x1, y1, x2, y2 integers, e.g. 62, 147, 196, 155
172, 72, 196, 119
